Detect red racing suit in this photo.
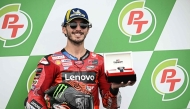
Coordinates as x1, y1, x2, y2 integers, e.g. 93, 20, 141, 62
25, 49, 121, 109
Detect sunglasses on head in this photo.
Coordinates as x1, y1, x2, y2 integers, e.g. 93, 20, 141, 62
67, 22, 91, 29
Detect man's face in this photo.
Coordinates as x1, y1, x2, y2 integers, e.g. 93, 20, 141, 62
63, 18, 89, 45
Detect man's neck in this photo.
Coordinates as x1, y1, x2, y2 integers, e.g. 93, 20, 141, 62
64, 44, 86, 60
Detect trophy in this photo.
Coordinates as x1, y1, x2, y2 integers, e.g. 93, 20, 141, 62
103, 52, 136, 84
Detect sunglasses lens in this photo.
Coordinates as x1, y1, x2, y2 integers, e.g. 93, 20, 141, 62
69, 22, 88, 29
80, 23, 88, 29
69, 23, 77, 29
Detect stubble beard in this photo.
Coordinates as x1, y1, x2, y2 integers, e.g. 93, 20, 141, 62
67, 33, 86, 45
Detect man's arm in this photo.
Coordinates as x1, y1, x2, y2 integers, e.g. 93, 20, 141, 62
98, 61, 121, 109
25, 55, 58, 109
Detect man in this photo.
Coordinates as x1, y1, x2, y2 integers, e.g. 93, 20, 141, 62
24, 8, 135, 109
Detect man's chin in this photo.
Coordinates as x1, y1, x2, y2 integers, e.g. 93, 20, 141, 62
70, 40, 84, 45
68, 35, 86, 45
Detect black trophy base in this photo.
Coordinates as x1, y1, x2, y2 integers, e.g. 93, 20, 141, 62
106, 74, 136, 84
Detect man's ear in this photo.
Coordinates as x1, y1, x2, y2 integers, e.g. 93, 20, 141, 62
62, 27, 66, 34
62, 27, 67, 37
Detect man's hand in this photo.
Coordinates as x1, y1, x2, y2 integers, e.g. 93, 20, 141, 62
111, 81, 136, 89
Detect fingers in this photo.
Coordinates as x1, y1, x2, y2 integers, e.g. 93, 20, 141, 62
128, 81, 135, 86
120, 81, 131, 85
120, 81, 130, 87
122, 81, 135, 86
127, 81, 131, 84
112, 81, 136, 88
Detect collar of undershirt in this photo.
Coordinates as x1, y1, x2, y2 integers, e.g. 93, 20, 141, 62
61, 48, 90, 60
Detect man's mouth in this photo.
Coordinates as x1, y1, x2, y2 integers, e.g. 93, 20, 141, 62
72, 32, 83, 36
75, 33, 82, 36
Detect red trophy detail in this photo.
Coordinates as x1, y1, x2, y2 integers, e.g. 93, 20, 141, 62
104, 52, 136, 84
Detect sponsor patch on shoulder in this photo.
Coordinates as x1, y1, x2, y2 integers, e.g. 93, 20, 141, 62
52, 54, 65, 60
39, 58, 49, 65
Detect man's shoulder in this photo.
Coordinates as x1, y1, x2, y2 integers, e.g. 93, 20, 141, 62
39, 51, 62, 60
37, 51, 63, 65
90, 51, 104, 59
47, 51, 64, 59
42, 51, 62, 58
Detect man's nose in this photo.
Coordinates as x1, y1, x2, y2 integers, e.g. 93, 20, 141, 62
75, 23, 82, 30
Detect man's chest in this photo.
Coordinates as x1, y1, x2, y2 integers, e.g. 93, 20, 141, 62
51, 55, 101, 83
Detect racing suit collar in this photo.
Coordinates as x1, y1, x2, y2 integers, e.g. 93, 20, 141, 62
61, 48, 90, 60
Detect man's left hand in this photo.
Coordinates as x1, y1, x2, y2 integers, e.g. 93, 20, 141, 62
111, 81, 136, 89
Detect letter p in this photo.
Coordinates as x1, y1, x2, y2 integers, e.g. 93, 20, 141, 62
2, 14, 24, 38
161, 69, 181, 91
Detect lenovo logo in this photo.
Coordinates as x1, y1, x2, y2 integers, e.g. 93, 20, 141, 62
62, 72, 96, 83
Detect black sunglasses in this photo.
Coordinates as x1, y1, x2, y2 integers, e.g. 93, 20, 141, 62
68, 22, 91, 29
